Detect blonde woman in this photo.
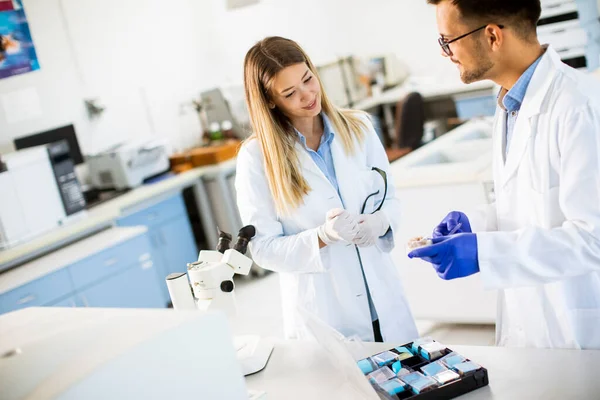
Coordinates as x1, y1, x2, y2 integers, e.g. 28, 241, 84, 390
235, 37, 417, 342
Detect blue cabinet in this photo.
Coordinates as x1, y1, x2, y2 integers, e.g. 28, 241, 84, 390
155, 216, 198, 276
0, 192, 198, 315
47, 295, 80, 308
117, 193, 198, 304
0, 229, 166, 315
77, 262, 165, 309
69, 233, 151, 290
0, 268, 74, 313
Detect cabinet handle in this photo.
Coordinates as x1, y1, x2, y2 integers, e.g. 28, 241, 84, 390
139, 252, 151, 262
81, 295, 89, 307
141, 261, 153, 270
104, 258, 118, 267
16, 294, 36, 305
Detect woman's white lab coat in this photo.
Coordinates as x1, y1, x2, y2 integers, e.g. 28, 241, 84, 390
235, 116, 418, 342
473, 46, 600, 349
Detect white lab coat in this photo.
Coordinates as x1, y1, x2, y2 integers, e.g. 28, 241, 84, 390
473, 46, 600, 349
235, 115, 418, 342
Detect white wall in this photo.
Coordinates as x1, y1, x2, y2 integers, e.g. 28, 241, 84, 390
0, 0, 88, 154
0, 0, 452, 159
0, 0, 219, 157
205, 0, 453, 84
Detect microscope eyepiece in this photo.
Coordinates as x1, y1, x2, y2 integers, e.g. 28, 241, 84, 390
216, 228, 233, 253
233, 225, 256, 254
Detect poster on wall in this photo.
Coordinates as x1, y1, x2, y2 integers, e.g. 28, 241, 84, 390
0, 0, 40, 79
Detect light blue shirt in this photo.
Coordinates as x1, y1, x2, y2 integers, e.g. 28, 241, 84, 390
296, 113, 340, 196
502, 55, 543, 156
295, 113, 379, 323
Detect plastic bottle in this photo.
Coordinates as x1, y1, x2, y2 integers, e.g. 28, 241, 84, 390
221, 120, 235, 139
209, 121, 223, 141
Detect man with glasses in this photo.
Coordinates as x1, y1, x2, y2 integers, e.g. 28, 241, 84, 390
409, 0, 600, 350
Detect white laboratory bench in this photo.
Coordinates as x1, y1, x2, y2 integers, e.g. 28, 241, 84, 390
1, 308, 599, 400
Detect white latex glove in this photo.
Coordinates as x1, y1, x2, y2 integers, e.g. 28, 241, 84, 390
317, 208, 360, 245
352, 211, 390, 247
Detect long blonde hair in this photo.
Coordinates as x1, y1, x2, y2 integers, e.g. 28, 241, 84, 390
243, 36, 367, 216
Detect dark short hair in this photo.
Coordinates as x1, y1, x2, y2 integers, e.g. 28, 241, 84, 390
427, 0, 541, 38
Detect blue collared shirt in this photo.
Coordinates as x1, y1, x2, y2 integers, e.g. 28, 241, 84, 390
502, 55, 543, 156
296, 113, 340, 196
296, 113, 379, 323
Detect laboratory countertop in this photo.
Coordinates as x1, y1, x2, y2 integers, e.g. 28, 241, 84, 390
246, 339, 600, 399
0, 159, 237, 271
354, 76, 496, 111
390, 117, 495, 188
0, 226, 148, 294
2, 308, 598, 400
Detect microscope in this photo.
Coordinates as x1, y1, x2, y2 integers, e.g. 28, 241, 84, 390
165, 225, 274, 376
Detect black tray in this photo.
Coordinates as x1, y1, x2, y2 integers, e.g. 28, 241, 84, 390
363, 341, 489, 400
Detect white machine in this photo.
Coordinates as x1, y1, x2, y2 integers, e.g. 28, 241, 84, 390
87, 139, 170, 190
0, 144, 85, 249
166, 225, 274, 376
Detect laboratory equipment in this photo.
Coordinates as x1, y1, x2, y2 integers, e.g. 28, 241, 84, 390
366, 53, 410, 88
200, 88, 245, 138
166, 225, 274, 375
0, 143, 85, 249
406, 236, 432, 254
165, 272, 196, 310
14, 124, 84, 165
537, 0, 597, 70
87, 139, 170, 190
357, 339, 489, 399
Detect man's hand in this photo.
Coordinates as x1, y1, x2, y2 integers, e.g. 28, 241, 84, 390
432, 211, 472, 238
408, 233, 479, 280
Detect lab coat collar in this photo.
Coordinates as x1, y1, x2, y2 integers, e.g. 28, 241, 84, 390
330, 135, 362, 214
295, 140, 326, 178
294, 133, 362, 213
497, 45, 559, 187
518, 45, 557, 119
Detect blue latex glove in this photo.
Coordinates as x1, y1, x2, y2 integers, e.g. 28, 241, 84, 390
408, 233, 479, 280
432, 211, 472, 238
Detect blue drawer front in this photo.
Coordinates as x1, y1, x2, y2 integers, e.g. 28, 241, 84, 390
117, 194, 187, 228
69, 233, 153, 290
78, 262, 165, 309
0, 268, 74, 313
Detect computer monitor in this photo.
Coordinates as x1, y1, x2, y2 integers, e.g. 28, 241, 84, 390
13, 124, 84, 165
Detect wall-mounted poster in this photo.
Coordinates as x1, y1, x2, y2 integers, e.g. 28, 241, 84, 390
0, 0, 39, 79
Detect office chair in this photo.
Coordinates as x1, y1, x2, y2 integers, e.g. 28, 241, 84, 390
385, 92, 425, 162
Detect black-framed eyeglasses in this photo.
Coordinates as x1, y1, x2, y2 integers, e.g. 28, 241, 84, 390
438, 24, 504, 56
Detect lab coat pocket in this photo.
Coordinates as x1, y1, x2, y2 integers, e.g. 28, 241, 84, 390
527, 186, 562, 229
566, 309, 600, 349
